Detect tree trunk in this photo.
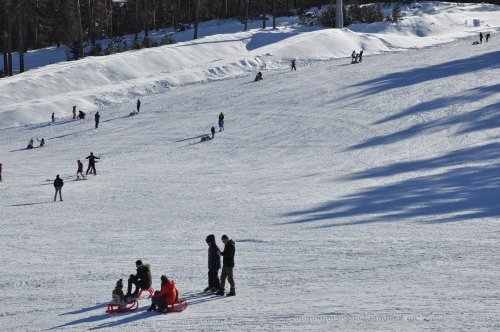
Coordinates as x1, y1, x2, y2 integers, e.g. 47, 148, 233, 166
272, 0, 276, 28
262, 0, 266, 29
2, 33, 8, 77
193, 0, 199, 39
75, 0, 85, 58
244, 0, 249, 31
7, 18, 13, 76
135, 0, 140, 39
18, 10, 25, 73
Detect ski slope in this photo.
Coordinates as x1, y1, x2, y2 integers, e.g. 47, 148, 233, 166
1, 2, 500, 331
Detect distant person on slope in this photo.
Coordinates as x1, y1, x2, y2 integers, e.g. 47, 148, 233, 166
479, 32, 483, 43
51, 112, 55, 123
76, 160, 85, 180
85, 152, 100, 175
78, 110, 86, 119
73, 106, 77, 119
27, 138, 34, 149
137, 99, 141, 113
126, 260, 152, 298
53, 174, 64, 202
254, 72, 263, 81
95, 112, 100, 129
37, 138, 45, 147
486, 33, 490, 42
0, 163, 3, 182
291, 59, 297, 71
211, 126, 216, 139
351, 51, 357, 64
359, 50, 364, 63
200, 135, 212, 142
218, 112, 225, 132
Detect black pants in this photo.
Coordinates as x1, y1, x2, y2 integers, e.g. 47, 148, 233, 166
86, 165, 96, 175
208, 268, 220, 289
127, 275, 149, 294
95, 121, 99, 128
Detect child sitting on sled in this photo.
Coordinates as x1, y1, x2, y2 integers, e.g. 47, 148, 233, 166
112, 279, 127, 306
148, 275, 179, 313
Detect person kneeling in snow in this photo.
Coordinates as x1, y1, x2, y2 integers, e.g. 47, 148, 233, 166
112, 279, 127, 306
254, 72, 263, 81
148, 275, 179, 313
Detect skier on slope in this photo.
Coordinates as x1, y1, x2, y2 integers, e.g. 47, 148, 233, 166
85, 152, 100, 175
205, 234, 221, 293
76, 160, 85, 180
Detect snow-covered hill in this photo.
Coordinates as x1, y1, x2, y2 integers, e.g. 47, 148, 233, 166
0, 2, 499, 331
1, 2, 499, 129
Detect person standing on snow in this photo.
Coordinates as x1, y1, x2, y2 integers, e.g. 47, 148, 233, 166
205, 234, 221, 292
218, 112, 225, 132
479, 32, 483, 43
126, 260, 152, 298
53, 174, 63, 202
137, 99, 141, 113
216, 234, 236, 297
73, 106, 77, 119
486, 33, 490, 42
76, 160, 85, 180
291, 59, 297, 71
51, 112, 55, 123
359, 50, 364, 63
211, 126, 216, 139
85, 152, 100, 175
95, 112, 100, 129
351, 50, 357, 64
0, 163, 3, 182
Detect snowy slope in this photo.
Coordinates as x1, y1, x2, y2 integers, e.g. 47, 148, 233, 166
0, 2, 500, 332
1, 2, 499, 129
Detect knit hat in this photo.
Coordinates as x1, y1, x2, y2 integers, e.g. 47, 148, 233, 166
116, 279, 123, 289
161, 275, 169, 283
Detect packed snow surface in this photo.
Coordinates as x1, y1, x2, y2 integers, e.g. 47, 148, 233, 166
0, 2, 500, 331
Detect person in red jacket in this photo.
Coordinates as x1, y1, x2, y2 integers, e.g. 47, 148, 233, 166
148, 275, 178, 313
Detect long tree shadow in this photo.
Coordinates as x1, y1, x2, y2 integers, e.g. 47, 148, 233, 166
282, 145, 500, 226
351, 51, 500, 97
348, 100, 500, 151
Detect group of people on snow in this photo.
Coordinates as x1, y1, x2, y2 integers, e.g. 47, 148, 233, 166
205, 234, 236, 297
477, 32, 491, 44
351, 50, 364, 64
200, 112, 225, 142
26, 137, 45, 149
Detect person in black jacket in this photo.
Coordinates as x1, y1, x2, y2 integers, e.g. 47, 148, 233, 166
218, 112, 224, 132
126, 259, 152, 298
137, 99, 141, 113
85, 152, 100, 175
53, 175, 63, 201
211, 126, 216, 139
76, 160, 85, 180
95, 112, 100, 129
216, 234, 236, 296
205, 234, 221, 292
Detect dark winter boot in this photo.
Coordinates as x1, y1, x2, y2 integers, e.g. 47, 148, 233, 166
147, 304, 156, 312
203, 286, 211, 292
215, 290, 224, 296
226, 289, 236, 297
159, 306, 168, 314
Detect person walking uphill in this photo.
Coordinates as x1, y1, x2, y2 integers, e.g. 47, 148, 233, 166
137, 99, 141, 113
211, 126, 216, 139
216, 234, 236, 296
86, 152, 100, 175
205, 234, 221, 292
291, 59, 297, 71
479, 32, 483, 44
126, 260, 152, 298
53, 175, 63, 201
95, 112, 100, 129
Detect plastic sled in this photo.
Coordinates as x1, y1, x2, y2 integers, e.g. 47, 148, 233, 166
105, 300, 139, 314
137, 287, 155, 299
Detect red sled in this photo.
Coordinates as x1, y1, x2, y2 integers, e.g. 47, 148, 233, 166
137, 287, 155, 299
168, 299, 188, 312
105, 300, 139, 314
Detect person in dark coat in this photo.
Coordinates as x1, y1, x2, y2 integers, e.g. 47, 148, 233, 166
76, 160, 85, 180
137, 99, 141, 113
51, 112, 55, 123
78, 110, 86, 119
218, 112, 225, 132
126, 260, 152, 298
216, 234, 236, 296
291, 59, 297, 71
211, 126, 216, 139
95, 112, 100, 129
486, 33, 490, 42
254, 72, 263, 81
359, 50, 364, 63
27, 138, 34, 149
53, 174, 63, 202
0, 163, 3, 182
85, 152, 100, 175
479, 32, 483, 43
205, 234, 221, 292
37, 138, 45, 147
